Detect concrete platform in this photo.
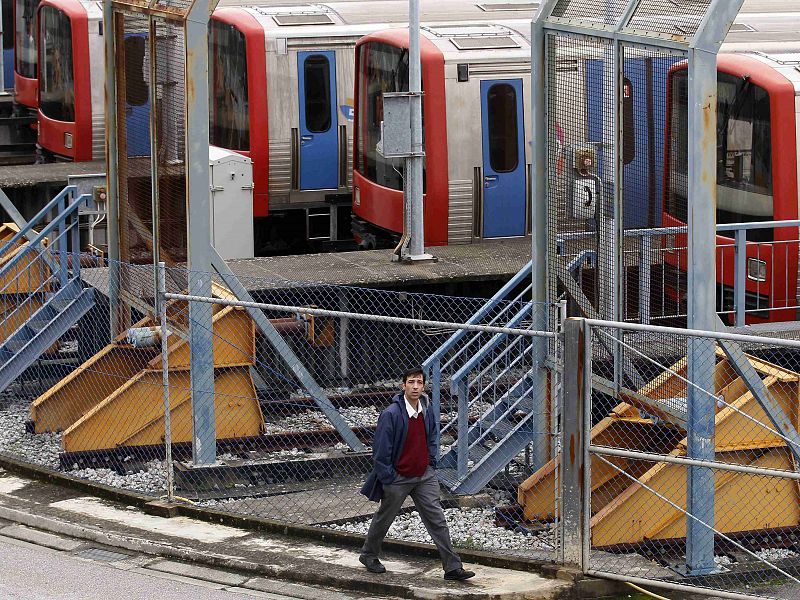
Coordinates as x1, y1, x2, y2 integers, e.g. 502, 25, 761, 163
81, 237, 532, 297
0, 160, 105, 188
0, 467, 580, 600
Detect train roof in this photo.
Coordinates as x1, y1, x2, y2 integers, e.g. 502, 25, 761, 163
215, 0, 537, 36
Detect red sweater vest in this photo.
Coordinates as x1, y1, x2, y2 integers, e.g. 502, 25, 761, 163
395, 415, 429, 477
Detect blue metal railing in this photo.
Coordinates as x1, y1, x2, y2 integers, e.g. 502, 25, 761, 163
0, 186, 90, 335
447, 302, 535, 479
559, 219, 800, 327
422, 260, 535, 449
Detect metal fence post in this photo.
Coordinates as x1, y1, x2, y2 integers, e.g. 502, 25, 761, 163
158, 262, 174, 500
734, 228, 746, 327
561, 317, 588, 570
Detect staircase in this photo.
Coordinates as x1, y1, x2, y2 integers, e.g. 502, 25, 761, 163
0, 186, 94, 392
423, 261, 554, 494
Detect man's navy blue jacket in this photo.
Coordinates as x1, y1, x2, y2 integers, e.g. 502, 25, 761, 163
360, 392, 438, 501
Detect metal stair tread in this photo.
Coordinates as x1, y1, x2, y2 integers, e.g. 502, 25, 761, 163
0, 286, 95, 391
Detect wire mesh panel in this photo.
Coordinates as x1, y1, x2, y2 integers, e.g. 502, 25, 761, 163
157, 266, 560, 561
116, 12, 155, 275
152, 17, 188, 273
618, 44, 687, 325
584, 322, 800, 600
546, 34, 617, 321
625, 0, 713, 39
0, 260, 169, 496
550, 0, 627, 23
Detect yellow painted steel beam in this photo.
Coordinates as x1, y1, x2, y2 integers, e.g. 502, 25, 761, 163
590, 448, 800, 547
62, 367, 262, 453
157, 305, 256, 370
30, 344, 160, 433
519, 348, 800, 535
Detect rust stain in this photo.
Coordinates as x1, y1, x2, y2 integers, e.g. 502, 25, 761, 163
569, 434, 576, 465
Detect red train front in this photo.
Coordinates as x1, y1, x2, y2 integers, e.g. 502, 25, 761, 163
36, 0, 99, 161
352, 23, 534, 248
662, 52, 800, 324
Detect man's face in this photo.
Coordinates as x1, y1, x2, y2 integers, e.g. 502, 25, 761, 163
402, 374, 425, 403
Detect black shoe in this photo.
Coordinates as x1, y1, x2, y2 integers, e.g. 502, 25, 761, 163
359, 555, 387, 574
444, 567, 475, 581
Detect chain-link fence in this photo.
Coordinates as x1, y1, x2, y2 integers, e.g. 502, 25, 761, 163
0, 257, 562, 562
561, 317, 800, 599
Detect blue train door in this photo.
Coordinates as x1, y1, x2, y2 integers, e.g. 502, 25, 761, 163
124, 32, 151, 157
480, 79, 526, 238
298, 50, 338, 190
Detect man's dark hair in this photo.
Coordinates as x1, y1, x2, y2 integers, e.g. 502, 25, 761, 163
402, 367, 426, 383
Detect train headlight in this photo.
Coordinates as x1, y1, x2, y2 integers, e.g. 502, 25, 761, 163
747, 258, 767, 282
64, 132, 73, 149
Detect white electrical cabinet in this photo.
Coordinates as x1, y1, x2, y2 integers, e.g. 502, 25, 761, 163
209, 146, 255, 260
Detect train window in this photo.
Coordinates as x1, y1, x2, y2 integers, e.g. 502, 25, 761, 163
303, 55, 332, 133
487, 83, 518, 173
208, 20, 249, 151
124, 36, 148, 107
666, 70, 774, 242
622, 77, 635, 165
38, 6, 74, 122
15, 0, 37, 78
3, 2, 13, 51
356, 42, 425, 192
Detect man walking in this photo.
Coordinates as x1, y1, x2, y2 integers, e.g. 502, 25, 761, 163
359, 367, 475, 581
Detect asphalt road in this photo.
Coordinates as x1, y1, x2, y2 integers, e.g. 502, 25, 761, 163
0, 533, 292, 600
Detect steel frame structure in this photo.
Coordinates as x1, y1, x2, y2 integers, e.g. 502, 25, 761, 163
530, 0, 745, 577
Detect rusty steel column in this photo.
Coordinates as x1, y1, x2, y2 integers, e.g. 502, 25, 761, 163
560, 317, 589, 569
684, 0, 744, 576
185, 0, 216, 465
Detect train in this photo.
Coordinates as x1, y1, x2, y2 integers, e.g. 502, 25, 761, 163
22, 0, 536, 252
350, 8, 800, 325
352, 21, 534, 247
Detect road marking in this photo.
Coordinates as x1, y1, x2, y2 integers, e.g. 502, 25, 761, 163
50, 497, 249, 543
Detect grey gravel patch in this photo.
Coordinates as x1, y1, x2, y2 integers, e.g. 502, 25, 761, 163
68, 460, 168, 496
0, 524, 83, 551
0, 400, 61, 469
330, 507, 555, 555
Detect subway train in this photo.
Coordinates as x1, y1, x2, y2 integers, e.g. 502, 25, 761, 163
351, 20, 535, 247
662, 40, 800, 324
351, 9, 800, 326
13, 0, 38, 107
28, 0, 537, 251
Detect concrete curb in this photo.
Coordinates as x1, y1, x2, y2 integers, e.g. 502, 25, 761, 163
0, 453, 556, 574
0, 454, 623, 598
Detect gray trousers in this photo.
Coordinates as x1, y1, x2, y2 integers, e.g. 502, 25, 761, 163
361, 467, 462, 572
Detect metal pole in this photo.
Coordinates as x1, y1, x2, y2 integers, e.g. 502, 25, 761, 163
561, 317, 587, 570
734, 229, 746, 326
158, 262, 174, 500
185, 1, 216, 465
529, 1, 556, 471
403, 0, 433, 262
684, 0, 745, 575
104, 1, 123, 339
684, 41, 718, 581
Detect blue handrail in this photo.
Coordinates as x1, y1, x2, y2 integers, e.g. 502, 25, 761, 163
0, 194, 89, 283
0, 186, 76, 260
422, 260, 533, 374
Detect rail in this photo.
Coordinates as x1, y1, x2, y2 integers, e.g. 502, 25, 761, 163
559, 219, 800, 327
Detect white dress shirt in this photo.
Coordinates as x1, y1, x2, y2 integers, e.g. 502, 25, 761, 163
404, 395, 426, 419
